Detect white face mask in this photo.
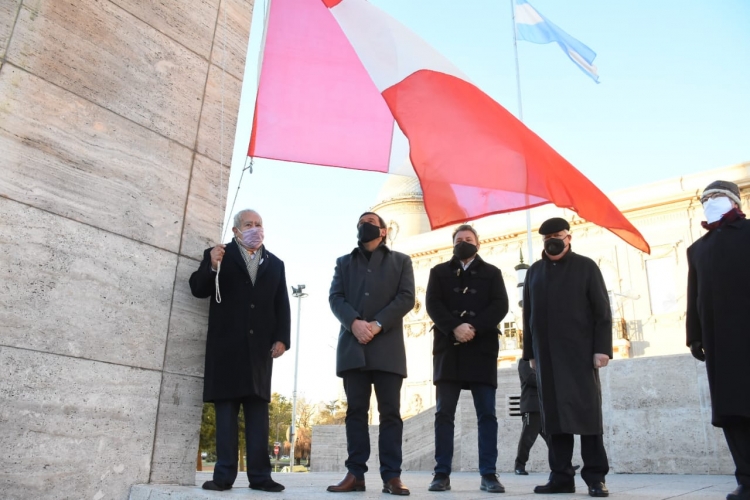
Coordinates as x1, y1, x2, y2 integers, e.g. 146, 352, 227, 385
703, 196, 734, 223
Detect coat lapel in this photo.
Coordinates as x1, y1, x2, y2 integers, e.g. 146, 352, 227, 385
255, 246, 270, 282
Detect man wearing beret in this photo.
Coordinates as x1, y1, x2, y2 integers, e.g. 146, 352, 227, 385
686, 180, 750, 500
522, 217, 612, 497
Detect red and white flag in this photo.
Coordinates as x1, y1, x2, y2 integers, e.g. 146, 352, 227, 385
249, 0, 650, 254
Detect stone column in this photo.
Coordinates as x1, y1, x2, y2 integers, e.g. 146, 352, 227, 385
0, 0, 252, 498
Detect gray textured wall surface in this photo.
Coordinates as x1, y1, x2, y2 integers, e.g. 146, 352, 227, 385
311, 354, 732, 475
0, 0, 253, 498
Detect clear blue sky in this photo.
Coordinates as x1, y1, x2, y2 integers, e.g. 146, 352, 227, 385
220, 0, 750, 403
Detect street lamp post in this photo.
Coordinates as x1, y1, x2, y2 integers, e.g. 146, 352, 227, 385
514, 249, 530, 308
289, 284, 308, 471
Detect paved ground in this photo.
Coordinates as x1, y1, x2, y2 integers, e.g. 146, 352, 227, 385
129, 471, 737, 499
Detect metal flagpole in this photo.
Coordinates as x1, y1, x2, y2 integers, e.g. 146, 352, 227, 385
510, 0, 535, 263
289, 285, 308, 471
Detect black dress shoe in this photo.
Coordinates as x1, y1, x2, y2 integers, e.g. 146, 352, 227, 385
202, 480, 232, 491
728, 485, 750, 500
588, 481, 609, 497
480, 474, 506, 493
515, 467, 529, 475
250, 478, 285, 492
428, 472, 451, 491
534, 479, 575, 494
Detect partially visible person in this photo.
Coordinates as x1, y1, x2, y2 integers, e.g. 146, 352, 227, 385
425, 224, 509, 493
327, 212, 415, 496
514, 358, 547, 475
687, 180, 750, 500
189, 209, 290, 493
522, 217, 612, 498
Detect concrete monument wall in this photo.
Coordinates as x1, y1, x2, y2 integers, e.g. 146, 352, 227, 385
0, 0, 253, 498
311, 354, 733, 475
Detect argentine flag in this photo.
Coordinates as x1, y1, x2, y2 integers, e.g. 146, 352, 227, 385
514, 0, 599, 83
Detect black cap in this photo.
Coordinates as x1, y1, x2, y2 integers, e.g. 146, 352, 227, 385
539, 217, 570, 235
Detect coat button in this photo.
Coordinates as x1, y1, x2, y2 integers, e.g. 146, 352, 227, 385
367, 269, 372, 273
364, 292, 370, 296
250, 304, 255, 309
249, 329, 254, 335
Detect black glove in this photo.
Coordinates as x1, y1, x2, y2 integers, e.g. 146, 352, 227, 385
690, 341, 705, 362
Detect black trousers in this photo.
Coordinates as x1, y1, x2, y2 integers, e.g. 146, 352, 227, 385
515, 412, 547, 467
213, 396, 272, 487
724, 419, 750, 487
342, 369, 403, 482
548, 433, 609, 485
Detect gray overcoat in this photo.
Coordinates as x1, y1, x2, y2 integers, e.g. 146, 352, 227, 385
329, 245, 415, 377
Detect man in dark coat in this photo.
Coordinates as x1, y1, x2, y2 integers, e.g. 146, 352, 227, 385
522, 217, 612, 497
327, 211, 415, 496
425, 224, 509, 493
686, 180, 750, 500
189, 209, 290, 493
514, 358, 547, 475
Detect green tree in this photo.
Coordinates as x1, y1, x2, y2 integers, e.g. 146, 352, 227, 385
199, 403, 217, 459
315, 399, 347, 425
268, 392, 292, 453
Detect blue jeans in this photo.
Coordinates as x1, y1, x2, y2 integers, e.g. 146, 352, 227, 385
434, 382, 497, 475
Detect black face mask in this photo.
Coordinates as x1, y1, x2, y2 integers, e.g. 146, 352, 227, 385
453, 241, 477, 260
357, 222, 382, 243
544, 237, 566, 256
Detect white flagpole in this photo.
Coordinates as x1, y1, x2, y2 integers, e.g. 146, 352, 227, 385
510, 0, 535, 263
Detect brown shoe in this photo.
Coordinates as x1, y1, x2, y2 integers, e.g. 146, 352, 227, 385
327, 472, 366, 492
383, 477, 410, 496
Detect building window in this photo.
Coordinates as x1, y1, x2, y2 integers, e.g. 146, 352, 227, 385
646, 257, 677, 315
500, 321, 521, 350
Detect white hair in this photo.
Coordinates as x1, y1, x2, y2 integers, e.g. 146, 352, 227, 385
233, 209, 261, 229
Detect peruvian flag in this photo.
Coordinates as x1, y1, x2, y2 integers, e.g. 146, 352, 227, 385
249, 0, 650, 254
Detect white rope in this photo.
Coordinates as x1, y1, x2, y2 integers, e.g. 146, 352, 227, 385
215, 260, 223, 303
215, 3, 229, 304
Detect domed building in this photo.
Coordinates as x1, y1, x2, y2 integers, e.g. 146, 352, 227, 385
370, 175, 430, 245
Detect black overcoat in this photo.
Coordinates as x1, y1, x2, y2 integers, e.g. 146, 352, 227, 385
686, 217, 750, 427
329, 245, 415, 377
522, 249, 612, 435
426, 255, 509, 388
189, 242, 291, 403
518, 359, 540, 414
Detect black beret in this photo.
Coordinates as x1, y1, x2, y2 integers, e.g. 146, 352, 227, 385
539, 217, 570, 235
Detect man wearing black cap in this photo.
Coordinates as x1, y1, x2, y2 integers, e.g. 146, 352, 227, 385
425, 224, 509, 493
687, 180, 750, 500
522, 217, 612, 497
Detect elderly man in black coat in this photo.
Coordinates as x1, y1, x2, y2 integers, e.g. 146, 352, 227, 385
189, 209, 290, 493
327, 211, 415, 496
687, 180, 750, 500
522, 217, 612, 498
425, 224, 509, 493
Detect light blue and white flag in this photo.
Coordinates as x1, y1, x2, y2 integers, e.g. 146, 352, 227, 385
514, 0, 599, 83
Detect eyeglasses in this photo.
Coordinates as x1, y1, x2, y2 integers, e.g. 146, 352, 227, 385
700, 193, 728, 204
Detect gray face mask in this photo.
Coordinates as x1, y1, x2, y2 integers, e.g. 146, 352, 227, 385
544, 237, 566, 256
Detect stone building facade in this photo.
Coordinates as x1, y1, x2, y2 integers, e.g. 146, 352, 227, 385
0, 1, 252, 498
